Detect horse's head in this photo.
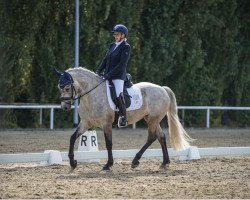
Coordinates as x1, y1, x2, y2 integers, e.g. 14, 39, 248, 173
53, 68, 76, 111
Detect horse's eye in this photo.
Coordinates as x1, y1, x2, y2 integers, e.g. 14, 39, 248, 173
65, 88, 70, 92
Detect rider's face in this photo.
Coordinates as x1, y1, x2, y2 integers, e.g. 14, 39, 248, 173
113, 32, 124, 42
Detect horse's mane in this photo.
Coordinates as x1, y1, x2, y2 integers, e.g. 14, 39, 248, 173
67, 67, 99, 80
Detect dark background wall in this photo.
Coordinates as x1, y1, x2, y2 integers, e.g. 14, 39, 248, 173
0, 0, 249, 128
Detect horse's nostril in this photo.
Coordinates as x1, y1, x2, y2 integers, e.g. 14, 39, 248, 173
62, 104, 71, 111
61, 105, 67, 110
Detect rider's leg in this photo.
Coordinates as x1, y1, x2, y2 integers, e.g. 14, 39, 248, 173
112, 79, 128, 128
117, 93, 127, 127
112, 79, 124, 97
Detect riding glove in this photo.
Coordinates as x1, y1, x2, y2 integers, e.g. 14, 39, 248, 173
103, 73, 110, 80
95, 70, 102, 76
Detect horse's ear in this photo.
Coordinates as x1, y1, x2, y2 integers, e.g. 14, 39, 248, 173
52, 67, 61, 78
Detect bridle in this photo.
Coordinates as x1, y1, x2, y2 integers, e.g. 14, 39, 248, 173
59, 73, 105, 105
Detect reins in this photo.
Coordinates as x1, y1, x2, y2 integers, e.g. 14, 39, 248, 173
60, 77, 105, 104
74, 78, 106, 100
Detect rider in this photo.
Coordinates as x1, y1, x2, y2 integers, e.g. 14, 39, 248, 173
96, 24, 131, 128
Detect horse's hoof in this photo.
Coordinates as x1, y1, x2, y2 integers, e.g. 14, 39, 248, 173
102, 164, 110, 171
70, 160, 77, 170
160, 163, 169, 169
131, 160, 140, 169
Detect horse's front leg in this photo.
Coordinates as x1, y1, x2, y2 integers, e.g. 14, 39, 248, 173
103, 126, 113, 170
68, 124, 86, 170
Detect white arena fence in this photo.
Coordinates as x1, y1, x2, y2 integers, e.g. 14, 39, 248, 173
0, 104, 250, 129
1, 147, 250, 165
0, 130, 249, 165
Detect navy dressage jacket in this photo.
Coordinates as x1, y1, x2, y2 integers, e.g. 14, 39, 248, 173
98, 41, 131, 81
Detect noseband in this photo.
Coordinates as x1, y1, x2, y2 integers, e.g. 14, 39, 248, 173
59, 84, 77, 104
59, 72, 105, 105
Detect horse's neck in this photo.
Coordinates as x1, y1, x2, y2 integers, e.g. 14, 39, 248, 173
70, 69, 103, 95
70, 69, 106, 111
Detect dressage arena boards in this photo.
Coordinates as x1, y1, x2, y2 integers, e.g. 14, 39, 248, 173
0, 128, 249, 198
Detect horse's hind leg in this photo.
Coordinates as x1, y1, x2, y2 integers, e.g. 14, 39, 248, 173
131, 121, 157, 168
156, 124, 170, 168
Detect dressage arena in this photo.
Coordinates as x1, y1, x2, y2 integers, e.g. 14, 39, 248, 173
0, 128, 249, 199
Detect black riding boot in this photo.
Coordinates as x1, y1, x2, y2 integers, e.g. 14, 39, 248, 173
116, 93, 128, 128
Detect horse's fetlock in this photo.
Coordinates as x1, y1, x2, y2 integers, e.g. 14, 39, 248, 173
70, 159, 77, 170
161, 160, 170, 169
160, 162, 169, 169
103, 163, 112, 171
108, 160, 113, 166
131, 159, 140, 168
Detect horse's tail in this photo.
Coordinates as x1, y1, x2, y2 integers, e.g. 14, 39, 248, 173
163, 86, 193, 151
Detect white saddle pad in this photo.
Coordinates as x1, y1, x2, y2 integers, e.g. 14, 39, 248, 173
106, 81, 143, 111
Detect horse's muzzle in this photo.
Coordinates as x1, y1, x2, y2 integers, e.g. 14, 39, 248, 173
61, 102, 71, 111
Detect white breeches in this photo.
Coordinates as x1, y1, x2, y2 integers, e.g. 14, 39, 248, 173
112, 79, 124, 97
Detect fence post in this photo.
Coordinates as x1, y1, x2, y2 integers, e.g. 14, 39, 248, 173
132, 123, 136, 129
50, 108, 54, 130
206, 109, 210, 128
39, 108, 42, 126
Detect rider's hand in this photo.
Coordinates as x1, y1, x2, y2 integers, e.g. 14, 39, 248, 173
95, 70, 101, 76
103, 73, 110, 80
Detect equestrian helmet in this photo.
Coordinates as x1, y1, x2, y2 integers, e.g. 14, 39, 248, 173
112, 24, 128, 36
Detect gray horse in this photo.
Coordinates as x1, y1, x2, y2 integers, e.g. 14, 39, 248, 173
55, 67, 192, 170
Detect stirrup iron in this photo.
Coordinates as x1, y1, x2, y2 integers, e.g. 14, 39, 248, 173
118, 116, 128, 128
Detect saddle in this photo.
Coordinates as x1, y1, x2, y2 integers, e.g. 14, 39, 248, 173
108, 73, 133, 108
